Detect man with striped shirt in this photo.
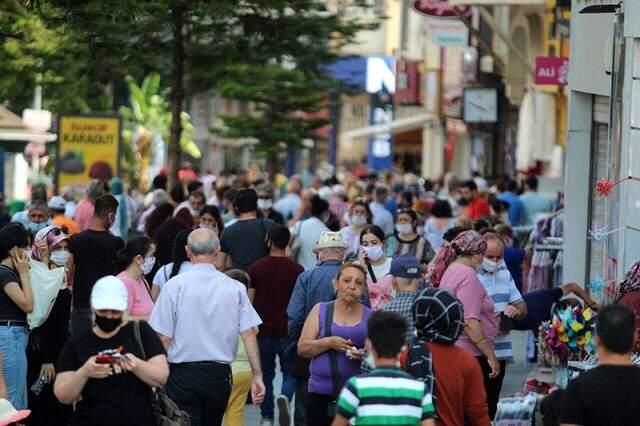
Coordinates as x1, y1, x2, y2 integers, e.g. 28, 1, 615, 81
477, 232, 527, 399
333, 311, 435, 426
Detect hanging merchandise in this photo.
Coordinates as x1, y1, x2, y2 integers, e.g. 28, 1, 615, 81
515, 91, 557, 171
516, 90, 536, 171
527, 210, 564, 293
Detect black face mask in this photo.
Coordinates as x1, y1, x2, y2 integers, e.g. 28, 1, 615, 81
94, 315, 122, 333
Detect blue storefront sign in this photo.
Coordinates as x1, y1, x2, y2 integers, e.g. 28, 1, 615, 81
325, 55, 396, 171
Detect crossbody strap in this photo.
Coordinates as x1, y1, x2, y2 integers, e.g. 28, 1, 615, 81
324, 302, 341, 399
132, 321, 147, 360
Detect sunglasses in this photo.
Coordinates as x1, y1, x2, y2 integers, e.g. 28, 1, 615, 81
44, 226, 69, 238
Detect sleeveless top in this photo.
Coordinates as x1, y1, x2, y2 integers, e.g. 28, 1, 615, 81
308, 302, 372, 395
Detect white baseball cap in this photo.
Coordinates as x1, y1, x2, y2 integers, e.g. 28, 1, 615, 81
91, 276, 128, 311
47, 196, 66, 211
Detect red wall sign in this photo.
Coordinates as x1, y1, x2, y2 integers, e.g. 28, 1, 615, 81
411, 0, 471, 19
535, 56, 569, 85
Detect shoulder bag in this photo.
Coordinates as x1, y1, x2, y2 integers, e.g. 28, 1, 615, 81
324, 301, 342, 418
132, 321, 190, 426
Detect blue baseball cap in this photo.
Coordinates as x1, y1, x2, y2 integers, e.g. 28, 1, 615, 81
390, 255, 422, 279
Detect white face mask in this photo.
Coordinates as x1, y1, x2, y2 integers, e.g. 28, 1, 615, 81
141, 256, 155, 275
482, 258, 499, 274
199, 223, 215, 231
257, 199, 273, 210
363, 245, 384, 261
395, 223, 413, 235
351, 215, 367, 226
50, 250, 70, 267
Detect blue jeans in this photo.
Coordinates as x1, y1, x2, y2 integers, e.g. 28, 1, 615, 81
258, 337, 296, 419
0, 325, 28, 409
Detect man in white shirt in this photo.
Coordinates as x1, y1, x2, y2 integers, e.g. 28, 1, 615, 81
273, 179, 302, 221
369, 185, 394, 237
290, 195, 329, 270
150, 228, 265, 425
174, 190, 205, 218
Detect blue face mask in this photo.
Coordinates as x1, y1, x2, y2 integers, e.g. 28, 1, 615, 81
26, 221, 47, 233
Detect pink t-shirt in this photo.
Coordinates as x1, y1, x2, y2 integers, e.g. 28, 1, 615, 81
440, 264, 497, 356
117, 271, 154, 317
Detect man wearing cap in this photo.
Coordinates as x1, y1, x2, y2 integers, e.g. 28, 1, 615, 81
150, 228, 265, 426
287, 231, 370, 426
361, 255, 423, 372
49, 196, 80, 236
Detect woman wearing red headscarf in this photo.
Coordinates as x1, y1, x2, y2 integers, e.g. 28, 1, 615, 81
426, 230, 500, 420
28, 225, 73, 425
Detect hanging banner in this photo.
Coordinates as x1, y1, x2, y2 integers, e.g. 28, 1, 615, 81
368, 93, 394, 171
57, 114, 121, 188
426, 17, 469, 46
412, 0, 472, 19
534, 57, 569, 85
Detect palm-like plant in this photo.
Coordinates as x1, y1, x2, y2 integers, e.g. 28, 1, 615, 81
119, 73, 200, 190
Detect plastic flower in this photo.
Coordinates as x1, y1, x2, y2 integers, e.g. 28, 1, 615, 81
596, 178, 615, 197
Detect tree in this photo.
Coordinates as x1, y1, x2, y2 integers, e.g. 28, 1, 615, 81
0, 0, 109, 113
119, 73, 200, 190
212, 0, 380, 174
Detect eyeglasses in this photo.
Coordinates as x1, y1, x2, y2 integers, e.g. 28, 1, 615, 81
44, 226, 69, 238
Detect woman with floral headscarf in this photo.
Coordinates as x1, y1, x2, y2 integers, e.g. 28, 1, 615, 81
405, 287, 490, 426
616, 261, 640, 354
426, 230, 501, 419
28, 225, 73, 425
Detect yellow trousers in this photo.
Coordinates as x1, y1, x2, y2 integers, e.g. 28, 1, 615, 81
223, 370, 252, 426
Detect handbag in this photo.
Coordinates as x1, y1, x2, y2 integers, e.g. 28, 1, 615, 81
23, 261, 65, 329
324, 302, 342, 418
132, 321, 190, 426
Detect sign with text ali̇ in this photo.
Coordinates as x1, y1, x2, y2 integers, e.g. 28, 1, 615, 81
57, 114, 121, 188
534, 57, 569, 86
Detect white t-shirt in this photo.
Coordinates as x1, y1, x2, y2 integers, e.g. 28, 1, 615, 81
153, 261, 193, 289
291, 217, 329, 270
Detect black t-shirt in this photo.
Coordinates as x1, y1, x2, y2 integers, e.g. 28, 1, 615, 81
561, 365, 640, 426
512, 287, 563, 331
0, 265, 25, 321
70, 230, 124, 308
219, 218, 273, 271
57, 321, 166, 426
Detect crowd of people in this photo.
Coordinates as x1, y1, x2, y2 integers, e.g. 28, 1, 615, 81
0, 166, 638, 426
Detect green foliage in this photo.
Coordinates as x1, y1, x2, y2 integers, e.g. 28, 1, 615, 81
119, 73, 200, 189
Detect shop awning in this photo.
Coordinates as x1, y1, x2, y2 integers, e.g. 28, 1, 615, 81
448, 0, 544, 5
342, 112, 439, 147
0, 106, 56, 144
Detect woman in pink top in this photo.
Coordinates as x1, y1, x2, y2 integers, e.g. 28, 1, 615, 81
116, 236, 156, 320
427, 230, 501, 419
357, 225, 393, 310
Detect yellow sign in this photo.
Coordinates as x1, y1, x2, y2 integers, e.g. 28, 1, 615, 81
57, 115, 120, 188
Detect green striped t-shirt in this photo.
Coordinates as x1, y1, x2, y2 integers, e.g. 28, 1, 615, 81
336, 367, 435, 425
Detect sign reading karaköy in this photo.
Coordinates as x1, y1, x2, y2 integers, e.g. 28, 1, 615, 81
426, 17, 469, 46
412, 0, 472, 19
534, 57, 569, 85
57, 114, 121, 188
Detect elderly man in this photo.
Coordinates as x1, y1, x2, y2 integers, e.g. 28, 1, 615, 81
12, 199, 50, 233
150, 228, 265, 426
287, 231, 370, 426
477, 231, 527, 417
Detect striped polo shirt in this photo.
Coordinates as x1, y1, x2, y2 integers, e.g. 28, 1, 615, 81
478, 262, 524, 360
336, 367, 435, 425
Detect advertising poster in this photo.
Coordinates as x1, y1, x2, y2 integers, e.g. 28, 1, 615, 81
57, 114, 121, 188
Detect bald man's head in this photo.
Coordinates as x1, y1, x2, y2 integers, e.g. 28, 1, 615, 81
187, 228, 219, 257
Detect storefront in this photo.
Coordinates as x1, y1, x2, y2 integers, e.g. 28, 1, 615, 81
564, 0, 640, 298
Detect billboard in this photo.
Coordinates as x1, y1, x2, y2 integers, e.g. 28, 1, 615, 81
57, 114, 121, 188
